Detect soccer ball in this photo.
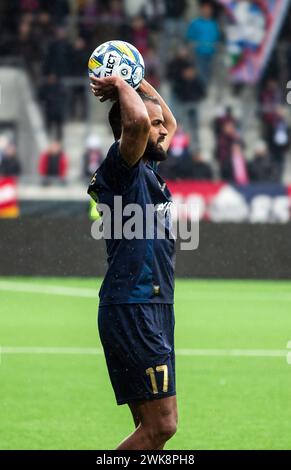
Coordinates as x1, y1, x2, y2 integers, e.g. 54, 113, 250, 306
88, 40, 145, 90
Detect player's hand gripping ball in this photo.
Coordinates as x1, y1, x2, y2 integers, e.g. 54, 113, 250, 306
88, 40, 145, 90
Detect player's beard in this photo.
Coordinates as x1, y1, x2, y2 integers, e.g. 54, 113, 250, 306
143, 137, 167, 162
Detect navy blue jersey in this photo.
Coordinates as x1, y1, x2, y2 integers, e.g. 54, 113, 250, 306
88, 141, 176, 306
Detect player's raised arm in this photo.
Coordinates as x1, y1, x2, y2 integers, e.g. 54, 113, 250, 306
138, 79, 177, 152
90, 76, 151, 167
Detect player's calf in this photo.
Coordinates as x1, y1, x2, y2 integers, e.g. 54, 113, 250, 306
145, 416, 177, 448
140, 395, 178, 448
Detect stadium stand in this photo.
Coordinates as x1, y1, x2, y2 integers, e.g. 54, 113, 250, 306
0, 0, 290, 192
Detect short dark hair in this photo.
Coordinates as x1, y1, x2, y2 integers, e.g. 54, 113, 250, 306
108, 91, 160, 141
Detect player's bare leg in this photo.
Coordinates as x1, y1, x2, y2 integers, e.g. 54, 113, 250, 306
117, 396, 177, 450
128, 403, 165, 450
128, 403, 140, 428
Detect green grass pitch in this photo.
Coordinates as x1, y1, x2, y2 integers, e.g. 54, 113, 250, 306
1, 277, 291, 450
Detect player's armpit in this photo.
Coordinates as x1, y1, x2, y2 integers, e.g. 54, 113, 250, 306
119, 118, 150, 167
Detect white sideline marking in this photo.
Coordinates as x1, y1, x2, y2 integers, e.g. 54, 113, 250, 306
0, 346, 287, 358
1, 281, 291, 302
1, 347, 102, 355
0, 281, 97, 298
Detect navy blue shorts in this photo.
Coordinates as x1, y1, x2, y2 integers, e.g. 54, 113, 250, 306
98, 303, 176, 405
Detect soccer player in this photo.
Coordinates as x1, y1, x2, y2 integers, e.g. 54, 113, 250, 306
88, 75, 177, 450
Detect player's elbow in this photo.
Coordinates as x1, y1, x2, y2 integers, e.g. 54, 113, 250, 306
170, 116, 177, 133
172, 117, 177, 131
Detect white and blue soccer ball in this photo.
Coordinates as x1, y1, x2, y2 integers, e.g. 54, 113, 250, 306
88, 40, 145, 89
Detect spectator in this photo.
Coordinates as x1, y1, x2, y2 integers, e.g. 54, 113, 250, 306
159, 124, 190, 179
216, 121, 247, 183
248, 141, 276, 183
33, 10, 54, 58
259, 78, 283, 138
94, 0, 126, 45
77, 0, 102, 43
177, 152, 213, 180
164, 0, 188, 37
167, 58, 205, 147
99, 0, 125, 31
169, 124, 191, 159
9, 18, 41, 77
83, 135, 104, 179
40, 0, 70, 25
141, 0, 188, 34
105, 0, 125, 21
70, 36, 90, 120
186, 1, 220, 86
43, 25, 73, 78
213, 106, 237, 140
165, 0, 187, 20
129, 15, 150, 57
20, 0, 40, 15
144, 47, 161, 90
39, 74, 66, 141
38, 141, 68, 185
77, 0, 100, 17
267, 107, 290, 180
166, 45, 194, 85
0, 142, 21, 177
141, 0, 166, 31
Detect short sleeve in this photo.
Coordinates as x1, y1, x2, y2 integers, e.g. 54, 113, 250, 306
88, 141, 141, 198
88, 141, 140, 200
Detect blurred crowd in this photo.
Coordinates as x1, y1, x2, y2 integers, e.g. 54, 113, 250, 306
159, 99, 290, 184
0, 0, 290, 185
38, 135, 104, 186
0, 135, 21, 177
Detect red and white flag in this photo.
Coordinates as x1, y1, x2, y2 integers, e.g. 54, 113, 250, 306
217, 0, 290, 83
0, 177, 19, 218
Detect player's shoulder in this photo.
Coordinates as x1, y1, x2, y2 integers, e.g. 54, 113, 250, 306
106, 140, 120, 159
105, 140, 142, 172
88, 140, 143, 196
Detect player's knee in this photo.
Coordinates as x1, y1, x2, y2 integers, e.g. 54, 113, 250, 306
160, 420, 177, 441
150, 417, 177, 444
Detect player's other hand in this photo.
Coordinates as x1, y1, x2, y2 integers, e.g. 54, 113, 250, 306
138, 78, 152, 94
90, 76, 123, 102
